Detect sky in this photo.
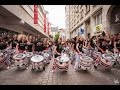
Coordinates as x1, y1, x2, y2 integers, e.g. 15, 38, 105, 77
43, 5, 65, 29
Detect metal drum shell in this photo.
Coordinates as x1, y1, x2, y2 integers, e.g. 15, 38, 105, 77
31, 55, 45, 71
80, 56, 93, 70
13, 53, 28, 68
55, 60, 69, 69
53, 55, 69, 71
93, 51, 102, 59
99, 58, 113, 69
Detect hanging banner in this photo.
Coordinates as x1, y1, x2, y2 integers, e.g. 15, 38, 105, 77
34, 5, 38, 24
44, 13, 46, 32
48, 22, 49, 35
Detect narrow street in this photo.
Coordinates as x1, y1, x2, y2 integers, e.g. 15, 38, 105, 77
0, 5, 120, 85
0, 58, 120, 85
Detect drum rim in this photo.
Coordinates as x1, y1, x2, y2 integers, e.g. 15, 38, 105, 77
13, 53, 26, 59
102, 54, 114, 60
80, 56, 93, 62
56, 56, 69, 62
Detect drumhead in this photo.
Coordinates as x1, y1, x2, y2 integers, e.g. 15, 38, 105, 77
31, 55, 44, 62
57, 54, 69, 63
81, 56, 93, 62
13, 53, 26, 60
102, 54, 114, 61
25, 52, 33, 57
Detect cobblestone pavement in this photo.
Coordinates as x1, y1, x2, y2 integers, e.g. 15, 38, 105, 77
0, 58, 120, 85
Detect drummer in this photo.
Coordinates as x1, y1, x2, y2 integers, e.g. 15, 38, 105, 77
10, 34, 18, 49
96, 32, 112, 54
33, 37, 44, 54
26, 36, 34, 52
0, 36, 11, 69
43, 38, 49, 50
114, 32, 120, 53
16, 34, 27, 53
52, 38, 67, 72
0, 37, 7, 51
74, 36, 84, 71
53, 37, 63, 58
88, 36, 97, 50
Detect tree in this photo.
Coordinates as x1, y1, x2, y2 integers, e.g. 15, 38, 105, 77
54, 32, 60, 42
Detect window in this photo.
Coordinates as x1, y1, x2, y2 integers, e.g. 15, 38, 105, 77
93, 5, 96, 7
85, 5, 90, 14
94, 12, 102, 26
80, 9, 84, 20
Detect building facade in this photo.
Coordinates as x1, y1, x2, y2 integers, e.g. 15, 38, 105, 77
66, 5, 120, 39
59, 28, 66, 41
0, 5, 49, 37
65, 5, 70, 40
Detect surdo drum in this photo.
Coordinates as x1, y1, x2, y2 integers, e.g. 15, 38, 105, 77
31, 55, 45, 71
79, 55, 93, 70
92, 51, 102, 59
0, 52, 6, 69
100, 53, 114, 69
25, 52, 33, 64
42, 50, 50, 64
13, 53, 29, 69
94, 52, 114, 70
52, 53, 69, 72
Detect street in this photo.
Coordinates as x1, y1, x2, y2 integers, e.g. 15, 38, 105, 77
0, 58, 120, 85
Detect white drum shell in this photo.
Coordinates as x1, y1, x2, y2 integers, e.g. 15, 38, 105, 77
93, 51, 101, 59
99, 59, 112, 69
80, 56, 93, 70
13, 53, 28, 68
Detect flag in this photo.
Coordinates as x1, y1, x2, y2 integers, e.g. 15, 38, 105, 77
34, 5, 38, 24
44, 13, 46, 32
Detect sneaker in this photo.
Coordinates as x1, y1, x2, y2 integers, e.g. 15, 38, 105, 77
74, 68, 77, 71
26, 67, 28, 69
7, 66, 10, 70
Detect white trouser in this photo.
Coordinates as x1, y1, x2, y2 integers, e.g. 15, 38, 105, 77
74, 52, 80, 69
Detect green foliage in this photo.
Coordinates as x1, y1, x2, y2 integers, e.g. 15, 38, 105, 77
54, 32, 60, 42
